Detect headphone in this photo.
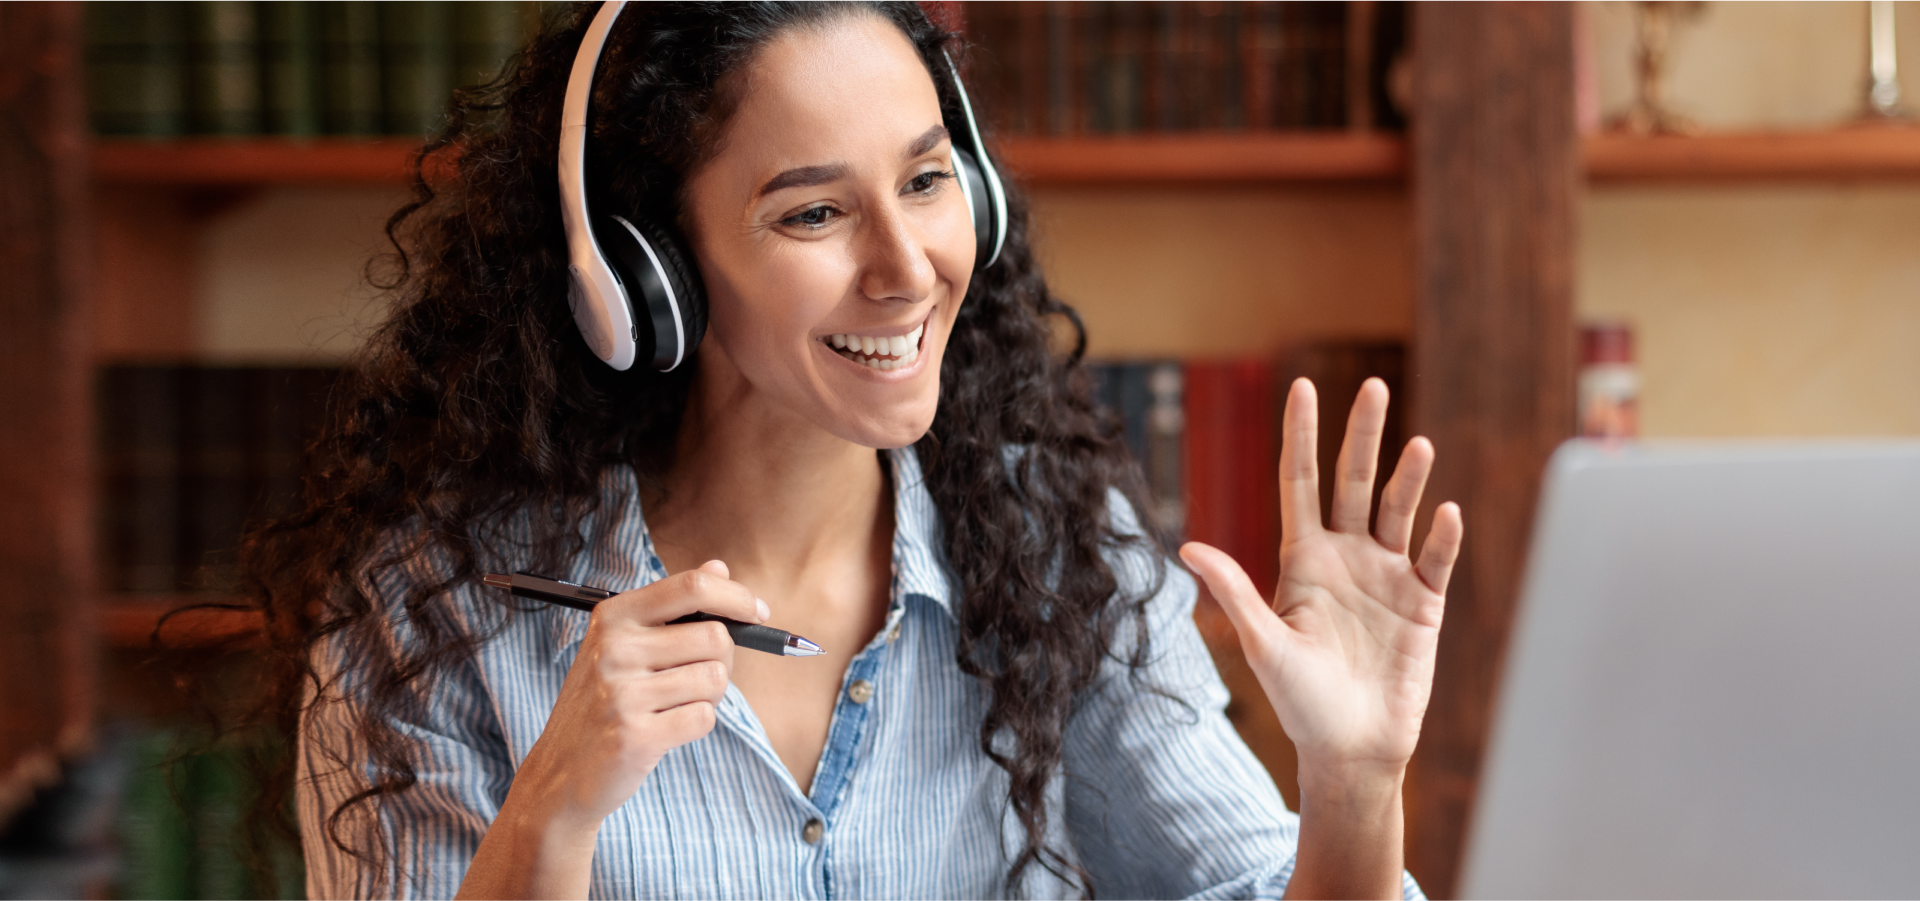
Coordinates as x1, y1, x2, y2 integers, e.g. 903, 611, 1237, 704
559, 0, 1009, 372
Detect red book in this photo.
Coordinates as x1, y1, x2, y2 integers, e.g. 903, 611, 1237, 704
1182, 359, 1277, 644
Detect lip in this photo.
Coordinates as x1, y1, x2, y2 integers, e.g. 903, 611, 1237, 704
815, 309, 933, 380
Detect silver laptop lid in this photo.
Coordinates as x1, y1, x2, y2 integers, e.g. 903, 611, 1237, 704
1461, 440, 1920, 899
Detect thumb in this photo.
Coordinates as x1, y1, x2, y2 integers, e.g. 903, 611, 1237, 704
1178, 542, 1274, 643
698, 559, 730, 579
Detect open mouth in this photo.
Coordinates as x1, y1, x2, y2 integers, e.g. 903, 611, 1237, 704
823, 321, 925, 371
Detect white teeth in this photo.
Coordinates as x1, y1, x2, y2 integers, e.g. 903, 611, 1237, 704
888, 335, 907, 356
831, 334, 846, 349
907, 324, 923, 347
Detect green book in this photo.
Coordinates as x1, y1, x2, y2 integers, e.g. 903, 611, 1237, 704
186, 1, 263, 135
452, 1, 528, 92
85, 1, 188, 137
114, 730, 194, 900
320, 1, 382, 135
381, 1, 454, 137
189, 744, 252, 899
259, 1, 322, 137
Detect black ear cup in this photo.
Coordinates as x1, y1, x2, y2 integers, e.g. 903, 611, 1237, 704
593, 214, 708, 371
950, 147, 997, 273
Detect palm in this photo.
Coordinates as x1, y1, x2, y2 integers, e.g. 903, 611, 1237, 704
1182, 378, 1462, 770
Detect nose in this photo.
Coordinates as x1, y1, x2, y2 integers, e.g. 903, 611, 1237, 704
854, 200, 937, 307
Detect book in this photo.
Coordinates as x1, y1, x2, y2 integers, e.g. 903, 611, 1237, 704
1181, 359, 1277, 601
259, 1, 323, 137
85, 1, 188, 138
1088, 360, 1186, 538
96, 365, 341, 595
453, 2, 534, 91
381, 1, 455, 138
319, 1, 382, 135
115, 730, 195, 899
185, 1, 262, 136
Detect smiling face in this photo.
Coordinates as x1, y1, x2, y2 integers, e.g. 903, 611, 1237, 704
678, 13, 974, 450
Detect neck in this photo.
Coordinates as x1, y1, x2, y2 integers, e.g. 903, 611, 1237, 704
644, 364, 891, 602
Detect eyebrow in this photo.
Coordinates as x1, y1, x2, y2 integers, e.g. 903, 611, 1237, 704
755, 125, 953, 198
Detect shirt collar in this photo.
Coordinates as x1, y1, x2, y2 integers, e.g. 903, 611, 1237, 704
546, 446, 957, 664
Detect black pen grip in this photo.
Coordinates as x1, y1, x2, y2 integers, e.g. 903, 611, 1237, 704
668, 612, 791, 656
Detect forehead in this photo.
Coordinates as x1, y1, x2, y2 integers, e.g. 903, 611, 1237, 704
713, 14, 944, 172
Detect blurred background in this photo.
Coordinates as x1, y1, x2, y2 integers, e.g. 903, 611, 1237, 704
2, 1, 1917, 897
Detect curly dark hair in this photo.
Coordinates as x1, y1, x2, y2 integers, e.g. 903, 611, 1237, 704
220, 2, 1169, 897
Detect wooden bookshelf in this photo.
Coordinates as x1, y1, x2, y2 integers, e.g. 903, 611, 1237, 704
91, 128, 1920, 188
1586, 127, 1920, 182
997, 132, 1408, 183
103, 595, 261, 649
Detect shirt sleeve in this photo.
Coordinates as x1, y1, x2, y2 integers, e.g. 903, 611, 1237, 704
297, 569, 516, 900
1063, 501, 1424, 900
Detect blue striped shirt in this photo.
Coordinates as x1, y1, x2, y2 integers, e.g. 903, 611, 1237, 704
298, 447, 1424, 899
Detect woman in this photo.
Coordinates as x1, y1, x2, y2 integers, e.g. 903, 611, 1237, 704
256, 2, 1463, 898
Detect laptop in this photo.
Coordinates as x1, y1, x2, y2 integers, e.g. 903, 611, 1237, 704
1458, 440, 1920, 899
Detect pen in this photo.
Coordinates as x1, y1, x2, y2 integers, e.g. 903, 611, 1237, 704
480, 571, 825, 657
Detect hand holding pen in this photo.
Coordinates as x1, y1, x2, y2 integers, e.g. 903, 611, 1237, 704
484, 570, 823, 657
483, 559, 809, 859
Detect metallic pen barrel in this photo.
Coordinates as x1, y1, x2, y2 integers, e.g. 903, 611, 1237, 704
481, 572, 825, 657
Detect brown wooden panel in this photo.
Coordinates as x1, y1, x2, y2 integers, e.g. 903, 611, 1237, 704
0, 0, 97, 821
1406, 4, 1578, 897
92, 187, 198, 360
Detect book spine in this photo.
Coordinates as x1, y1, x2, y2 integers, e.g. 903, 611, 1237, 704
86, 1, 189, 138
1311, 2, 1348, 128
1044, 2, 1075, 135
114, 730, 195, 900
1241, 2, 1278, 130
1105, 0, 1144, 134
258, 0, 322, 137
382, 0, 455, 138
320, 1, 382, 135
1182, 360, 1276, 596
188, 742, 252, 899
186, 1, 262, 136
1014, 2, 1047, 135
1346, 0, 1377, 131
1145, 362, 1184, 536
120, 366, 184, 592
453, 1, 527, 92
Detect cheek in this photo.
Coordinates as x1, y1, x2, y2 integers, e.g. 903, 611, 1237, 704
706, 242, 851, 363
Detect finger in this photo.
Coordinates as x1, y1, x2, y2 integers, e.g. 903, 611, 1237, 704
636, 620, 735, 672
654, 700, 718, 744
1178, 542, 1276, 642
644, 659, 732, 713
610, 565, 767, 626
1277, 378, 1324, 545
1415, 501, 1464, 596
698, 559, 730, 579
1329, 378, 1389, 535
1375, 436, 1434, 554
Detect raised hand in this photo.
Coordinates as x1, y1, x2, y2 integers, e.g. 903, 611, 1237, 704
1180, 377, 1462, 778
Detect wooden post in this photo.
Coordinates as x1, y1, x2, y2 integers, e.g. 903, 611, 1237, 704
1405, 4, 1577, 897
0, 1, 96, 820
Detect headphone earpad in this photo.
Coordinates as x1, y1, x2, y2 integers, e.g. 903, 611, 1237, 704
593, 213, 708, 371
950, 147, 995, 273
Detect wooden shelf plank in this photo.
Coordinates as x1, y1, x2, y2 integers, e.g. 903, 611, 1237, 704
92, 138, 421, 186
102, 594, 261, 648
996, 131, 1408, 184
88, 128, 1920, 190
1586, 128, 1920, 182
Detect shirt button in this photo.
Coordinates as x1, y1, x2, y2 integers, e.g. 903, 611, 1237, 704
802, 818, 824, 844
848, 679, 874, 705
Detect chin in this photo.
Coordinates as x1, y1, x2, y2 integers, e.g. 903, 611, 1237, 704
829, 395, 939, 450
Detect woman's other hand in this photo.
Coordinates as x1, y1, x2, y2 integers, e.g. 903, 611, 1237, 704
1179, 377, 1462, 899
459, 559, 765, 899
